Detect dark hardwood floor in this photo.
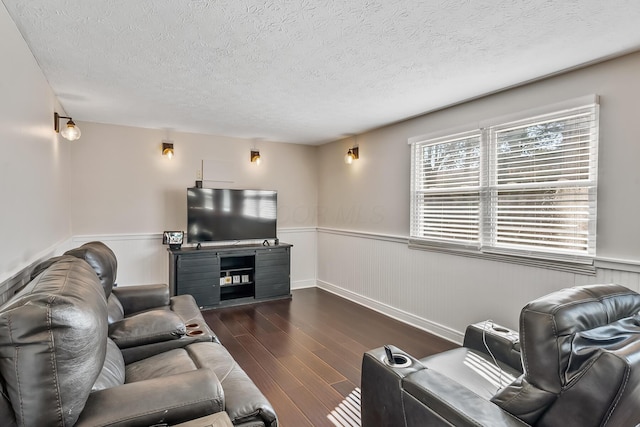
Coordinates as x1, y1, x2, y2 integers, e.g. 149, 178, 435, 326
201, 288, 457, 427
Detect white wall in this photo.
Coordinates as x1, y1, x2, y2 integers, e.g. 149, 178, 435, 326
68, 122, 318, 287
0, 3, 71, 284
317, 52, 640, 342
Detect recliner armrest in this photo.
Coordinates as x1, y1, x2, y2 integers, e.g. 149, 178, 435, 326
108, 310, 186, 349
112, 283, 170, 314
463, 321, 522, 373
402, 369, 529, 427
76, 369, 224, 427
361, 345, 427, 427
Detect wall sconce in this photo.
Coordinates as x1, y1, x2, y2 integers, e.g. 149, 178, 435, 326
54, 112, 81, 141
344, 146, 359, 164
251, 150, 261, 165
162, 141, 174, 159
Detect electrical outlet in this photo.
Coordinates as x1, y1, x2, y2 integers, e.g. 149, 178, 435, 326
196, 169, 202, 180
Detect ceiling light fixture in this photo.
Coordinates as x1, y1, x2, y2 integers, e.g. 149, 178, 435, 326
54, 112, 81, 141
162, 141, 174, 159
251, 150, 261, 165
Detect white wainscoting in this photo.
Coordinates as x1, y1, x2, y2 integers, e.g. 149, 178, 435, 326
70, 234, 168, 286
71, 228, 318, 289
316, 228, 640, 344
278, 227, 317, 289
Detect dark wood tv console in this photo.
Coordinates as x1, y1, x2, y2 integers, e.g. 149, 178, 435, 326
168, 243, 292, 309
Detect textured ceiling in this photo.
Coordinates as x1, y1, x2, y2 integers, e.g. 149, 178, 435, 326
3, 1, 640, 144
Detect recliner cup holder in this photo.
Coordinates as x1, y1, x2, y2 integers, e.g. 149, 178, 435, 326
385, 353, 411, 368
185, 323, 199, 328
187, 329, 204, 336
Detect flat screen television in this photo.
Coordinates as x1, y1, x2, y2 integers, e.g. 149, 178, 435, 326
187, 188, 277, 243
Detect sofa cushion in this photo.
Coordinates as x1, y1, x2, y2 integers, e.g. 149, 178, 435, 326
93, 338, 126, 391
77, 370, 224, 427
107, 293, 125, 323
0, 257, 108, 427
125, 342, 277, 426
420, 347, 519, 400
125, 348, 197, 383
65, 241, 118, 297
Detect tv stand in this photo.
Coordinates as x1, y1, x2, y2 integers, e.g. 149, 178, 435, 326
168, 243, 292, 309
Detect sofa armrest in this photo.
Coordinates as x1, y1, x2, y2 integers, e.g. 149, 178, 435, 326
185, 342, 278, 427
75, 369, 224, 427
463, 321, 522, 373
112, 283, 170, 314
108, 310, 186, 349
361, 345, 427, 427
402, 369, 529, 427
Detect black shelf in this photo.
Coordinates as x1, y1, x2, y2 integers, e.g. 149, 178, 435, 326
168, 243, 292, 309
220, 281, 254, 288
221, 267, 253, 273
221, 283, 255, 300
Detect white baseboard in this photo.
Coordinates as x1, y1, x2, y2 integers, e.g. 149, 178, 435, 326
317, 279, 464, 345
292, 279, 317, 290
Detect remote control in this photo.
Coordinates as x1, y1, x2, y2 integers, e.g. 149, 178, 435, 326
384, 345, 394, 365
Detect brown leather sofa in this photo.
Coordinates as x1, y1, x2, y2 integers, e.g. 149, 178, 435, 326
0, 242, 277, 427
362, 284, 640, 427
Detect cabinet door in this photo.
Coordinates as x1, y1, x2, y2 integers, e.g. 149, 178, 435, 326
255, 247, 290, 299
176, 253, 220, 308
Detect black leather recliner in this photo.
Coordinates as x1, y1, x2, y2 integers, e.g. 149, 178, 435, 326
362, 284, 640, 426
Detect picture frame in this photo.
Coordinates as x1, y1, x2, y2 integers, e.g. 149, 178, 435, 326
162, 231, 184, 249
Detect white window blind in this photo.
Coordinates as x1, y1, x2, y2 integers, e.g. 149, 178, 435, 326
409, 99, 599, 268
410, 131, 482, 247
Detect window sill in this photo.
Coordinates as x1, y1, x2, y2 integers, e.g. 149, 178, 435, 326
408, 239, 596, 275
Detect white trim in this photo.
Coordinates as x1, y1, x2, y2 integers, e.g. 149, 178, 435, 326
408, 241, 596, 275
318, 227, 408, 244
408, 126, 481, 146
278, 227, 318, 234
407, 95, 599, 146
72, 227, 318, 244
317, 279, 463, 345
478, 94, 599, 128
292, 279, 317, 290
595, 257, 640, 273
72, 233, 162, 242
319, 227, 639, 275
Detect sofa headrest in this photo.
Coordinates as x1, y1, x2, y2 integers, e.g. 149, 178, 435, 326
520, 283, 640, 393
492, 284, 640, 426
65, 241, 118, 297
0, 256, 108, 427
30, 255, 67, 281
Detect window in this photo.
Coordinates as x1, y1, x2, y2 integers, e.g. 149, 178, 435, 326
410, 98, 599, 269
410, 131, 482, 246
